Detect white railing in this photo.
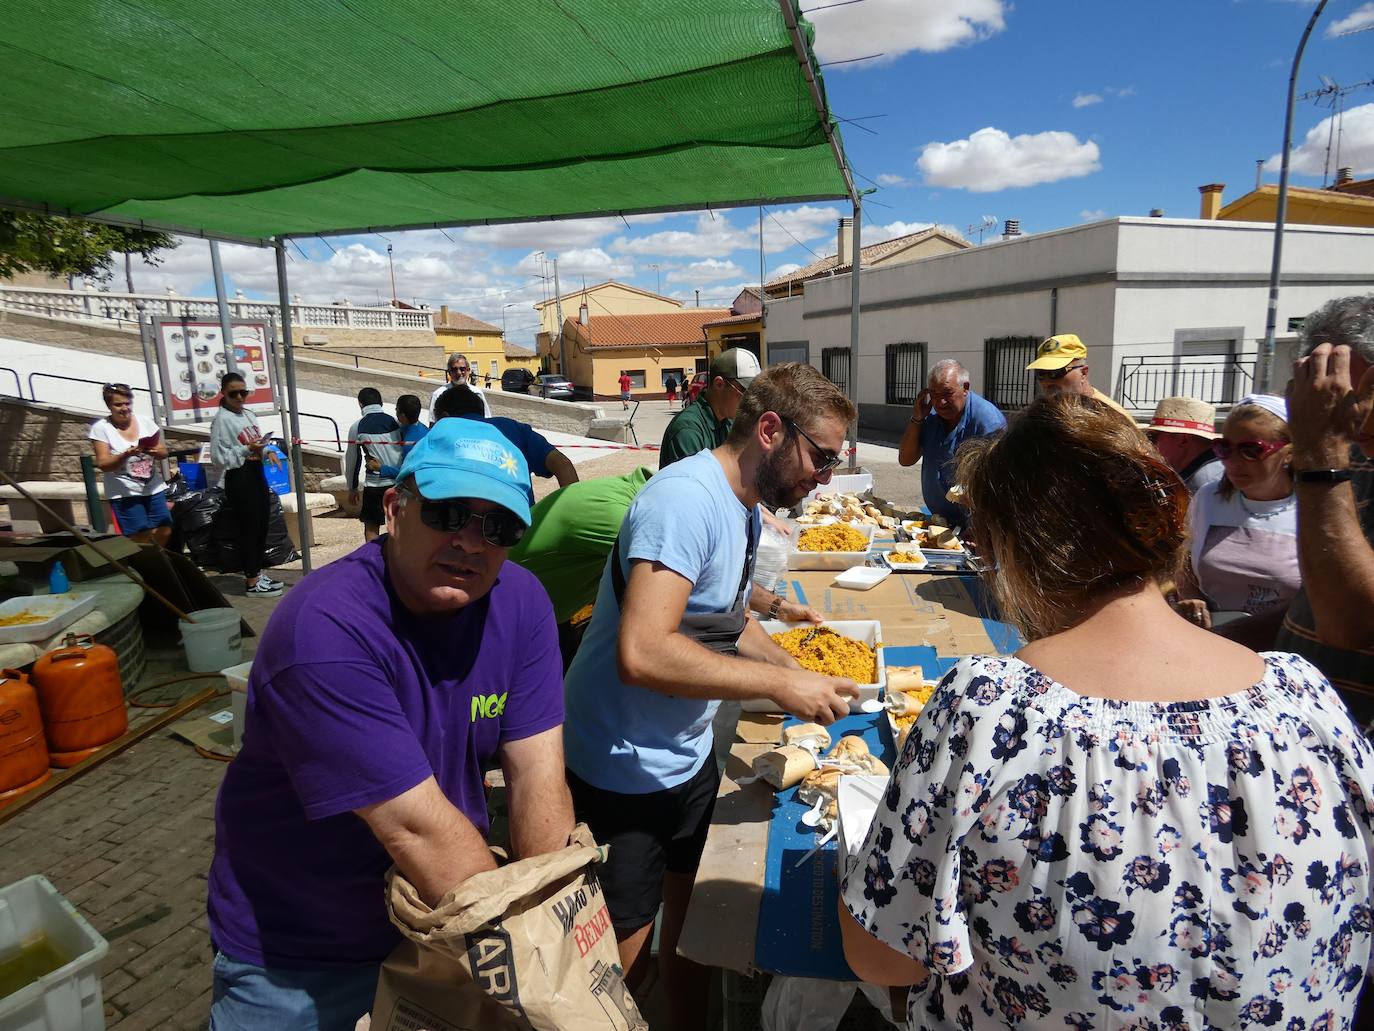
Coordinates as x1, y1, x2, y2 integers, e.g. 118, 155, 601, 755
0, 285, 434, 332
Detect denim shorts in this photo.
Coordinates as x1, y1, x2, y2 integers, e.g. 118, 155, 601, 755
209, 949, 380, 1031
110, 491, 171, 534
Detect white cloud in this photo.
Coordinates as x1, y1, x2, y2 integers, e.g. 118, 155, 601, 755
1081, 209, 1107, 221
768, 262, 803, 281
917, 127, 1102, 192
1327, 2, 1374, 36
611, 206, 843, 258
1072, 93, 1103, 109
876, 173, 914, 187
1264, 102, 1374, 176
809, 0, 1007, 64
461, 217, 621, 250
1110, 85, 1137, 98
864, 220, 935, 244
667, 259, 746, 284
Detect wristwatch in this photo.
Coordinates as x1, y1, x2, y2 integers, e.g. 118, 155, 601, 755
1296, 468, 1353, 484
767, 596, 785, 619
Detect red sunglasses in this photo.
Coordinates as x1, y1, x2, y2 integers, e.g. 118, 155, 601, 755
1212, 438, 1285, 462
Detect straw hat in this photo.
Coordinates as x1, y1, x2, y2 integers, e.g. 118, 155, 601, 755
1145, 397, 1219, 439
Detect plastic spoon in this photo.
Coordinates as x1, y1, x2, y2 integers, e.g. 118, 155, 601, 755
792, 825, 839, 869
801, 795, 826, 827
859, 698, 885, 714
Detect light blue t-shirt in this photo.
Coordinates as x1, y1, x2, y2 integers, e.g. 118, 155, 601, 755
919, 391, 1005, 524
563, 449, 759, 794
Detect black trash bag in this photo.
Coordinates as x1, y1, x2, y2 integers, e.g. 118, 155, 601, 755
170, 488, 221, 568
210, 490, 299, 572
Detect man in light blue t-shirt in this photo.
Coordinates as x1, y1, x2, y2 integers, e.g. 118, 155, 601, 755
897, 359, 1006, 526
563, 363, 859, 1031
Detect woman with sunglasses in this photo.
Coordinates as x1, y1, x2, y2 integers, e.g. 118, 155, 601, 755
88, 383, 172, 546
1175, 394, 1299, 638
210, 372, 284, 597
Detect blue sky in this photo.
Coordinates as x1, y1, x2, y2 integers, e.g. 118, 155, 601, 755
142, 0, 1374, 346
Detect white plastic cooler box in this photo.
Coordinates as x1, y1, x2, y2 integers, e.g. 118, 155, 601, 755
0, 875, 109, 1031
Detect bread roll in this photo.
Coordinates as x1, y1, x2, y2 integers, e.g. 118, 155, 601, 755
886, 667, 929, 693
783, 723, 832, 751
827, 735, 871, 762
797, 767, 841, 823
752, 745, 818, 790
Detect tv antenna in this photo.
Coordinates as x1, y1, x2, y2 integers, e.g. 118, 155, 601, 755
1297, 75, 1374, 185
966, 216, 998, 244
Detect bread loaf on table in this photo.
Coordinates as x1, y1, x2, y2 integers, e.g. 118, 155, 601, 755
782, 723, 832, 751
751, 745, 818, 790
797, 767, 842, 824
827, 735, 871, 761
886, 666, 930, 693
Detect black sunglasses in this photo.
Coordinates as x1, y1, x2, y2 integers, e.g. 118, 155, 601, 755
224, 389, 250, 399
400, 487, 525, 547
1034, 363, 1083, 381
785, 417, 843, 473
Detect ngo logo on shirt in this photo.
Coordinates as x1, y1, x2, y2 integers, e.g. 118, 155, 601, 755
472, 692, 508, 721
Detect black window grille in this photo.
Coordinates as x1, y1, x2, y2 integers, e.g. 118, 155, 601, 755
821, 347, 850, 395
884, 342, 926, 406
982, 335, 1041, 410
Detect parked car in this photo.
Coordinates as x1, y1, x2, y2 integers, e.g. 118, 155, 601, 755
686, 371, 709, 404
535, 374, 575, 401
501, 368, 536, 393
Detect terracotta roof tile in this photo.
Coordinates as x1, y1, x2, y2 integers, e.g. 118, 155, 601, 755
703, 311, 762, 329
568, 310, 730, 349
764, 227, 969, 290
503, 341, 537, 359
434, 309, 502, 334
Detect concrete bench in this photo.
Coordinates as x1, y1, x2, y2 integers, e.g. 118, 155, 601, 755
586, 417, 633, 444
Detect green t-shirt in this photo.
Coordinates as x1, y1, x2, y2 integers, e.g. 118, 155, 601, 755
509, 466, 652, 623
659, 395, 730, 469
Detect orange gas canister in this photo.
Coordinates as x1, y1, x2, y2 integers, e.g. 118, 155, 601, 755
32, 634, 128, 767
0, 668, 51, 805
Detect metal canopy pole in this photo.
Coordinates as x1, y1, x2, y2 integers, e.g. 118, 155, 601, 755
209, 240, 239, 375
1258, 0, 1328, 390
274, 239, 313, 573
847, 197, 861, 472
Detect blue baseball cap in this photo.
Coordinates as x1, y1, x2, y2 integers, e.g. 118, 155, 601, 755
397, 419, 532, 524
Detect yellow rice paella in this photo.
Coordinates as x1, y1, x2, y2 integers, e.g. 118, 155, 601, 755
771, 626, 878, 684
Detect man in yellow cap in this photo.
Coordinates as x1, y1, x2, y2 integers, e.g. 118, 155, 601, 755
1025, 334, 1133, 419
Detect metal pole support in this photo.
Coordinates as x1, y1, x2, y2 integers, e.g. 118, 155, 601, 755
78, 456, 108, 533
274, 240, 313, 573
847, 197, 861, 472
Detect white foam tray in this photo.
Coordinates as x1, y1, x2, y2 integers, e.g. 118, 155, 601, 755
742, 619, 886, 714
787, 522, 876, 571
0, 593, 97, 645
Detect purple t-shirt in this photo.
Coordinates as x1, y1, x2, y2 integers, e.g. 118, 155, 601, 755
207, 539, 563, 968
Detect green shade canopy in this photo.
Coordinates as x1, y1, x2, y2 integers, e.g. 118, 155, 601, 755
0, 0, 852, 243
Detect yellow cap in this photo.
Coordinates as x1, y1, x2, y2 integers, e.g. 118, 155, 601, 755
1025, 334, 1088, 371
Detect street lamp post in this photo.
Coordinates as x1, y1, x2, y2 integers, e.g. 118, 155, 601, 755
1258, 0, 1329, 390
502, 302, 518, 339
386, 243, 398, 306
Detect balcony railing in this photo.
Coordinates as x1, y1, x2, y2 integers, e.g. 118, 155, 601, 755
0, 285, 433, 332
1117, 354, 1255, 412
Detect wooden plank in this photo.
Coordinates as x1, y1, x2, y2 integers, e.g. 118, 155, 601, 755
0, 685, 220, 826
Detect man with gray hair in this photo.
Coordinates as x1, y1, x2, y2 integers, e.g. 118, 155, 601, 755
897, 358, 1005, 525
1277, 293, 1374, 726
429, 352, 492, 420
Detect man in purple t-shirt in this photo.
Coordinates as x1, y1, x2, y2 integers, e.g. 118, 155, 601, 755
207, 418, 572, 1030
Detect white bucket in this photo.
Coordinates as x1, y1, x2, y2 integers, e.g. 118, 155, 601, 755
179, 607, 243, 673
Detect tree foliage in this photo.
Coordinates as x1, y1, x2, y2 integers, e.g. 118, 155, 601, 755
0, 210, 176, 281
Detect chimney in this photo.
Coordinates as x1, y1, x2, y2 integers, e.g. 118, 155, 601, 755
1149, 208, 1165, 218
439, 304, 450, 324
578, 302, 589, 327
1336, 167, 1354, 187
1198, 183, 1225, 219
1001, 219, 1021, 240
837, 217, 855, 266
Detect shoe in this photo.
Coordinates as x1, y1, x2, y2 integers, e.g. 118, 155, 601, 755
257, 575, 285, 589
246, 580, 283, 598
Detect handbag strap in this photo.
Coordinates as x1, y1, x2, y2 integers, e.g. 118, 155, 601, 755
611, 510, 757, 612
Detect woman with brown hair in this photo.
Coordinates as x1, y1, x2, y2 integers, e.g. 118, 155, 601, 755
839, 393, 1374, 1029
88, 382, 171, 545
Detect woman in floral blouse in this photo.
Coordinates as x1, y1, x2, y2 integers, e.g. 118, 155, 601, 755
840, 393, 1374, 1030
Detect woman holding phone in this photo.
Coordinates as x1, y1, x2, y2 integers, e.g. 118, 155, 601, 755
210, 372, 283, 597
89, 383, 172, 546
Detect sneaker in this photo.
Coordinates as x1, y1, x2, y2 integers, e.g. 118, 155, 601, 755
246, 579, 283, 598
259, 575, 286, 589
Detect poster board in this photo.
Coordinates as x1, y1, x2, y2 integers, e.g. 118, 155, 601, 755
153, 316, 277, 424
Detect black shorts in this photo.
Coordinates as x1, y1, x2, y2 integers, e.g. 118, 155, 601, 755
568, 758, 720, 932
359, 485, 387, 527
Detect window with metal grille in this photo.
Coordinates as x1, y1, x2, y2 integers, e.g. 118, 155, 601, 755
982, 335, 1041, 411
821, 347, 850, 395
884, 342, 926, 406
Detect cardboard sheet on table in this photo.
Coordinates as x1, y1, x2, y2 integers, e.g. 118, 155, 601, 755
735, 711, 786, 744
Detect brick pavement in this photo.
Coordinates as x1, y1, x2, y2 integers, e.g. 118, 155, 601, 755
0, 571, 290, 1030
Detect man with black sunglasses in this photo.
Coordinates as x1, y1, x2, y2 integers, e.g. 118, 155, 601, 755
429, 351, 492, 421
563, 362, 859, 1031
207, 418, 572, 1029
1026, 333, 1134, 422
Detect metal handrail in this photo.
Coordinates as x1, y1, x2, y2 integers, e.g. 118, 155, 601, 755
0, 366, 24, 398
308, 346, 440, 377
1117, 354, 1255, 411
25, 371, 342, 450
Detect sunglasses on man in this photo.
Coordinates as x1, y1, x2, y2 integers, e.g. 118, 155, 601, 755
399, 486, 525, 547
785, 417, 843, 474
1211, 438, 1286, 462
224, 389, 251, 399
1034, 363, 1083, 381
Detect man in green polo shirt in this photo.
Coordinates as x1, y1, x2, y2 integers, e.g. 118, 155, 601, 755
659, 347, 762, 468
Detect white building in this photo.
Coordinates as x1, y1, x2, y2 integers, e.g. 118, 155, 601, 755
764, 217, 1374, 439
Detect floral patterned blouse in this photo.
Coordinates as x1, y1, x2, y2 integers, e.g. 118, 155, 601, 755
841, 652, 1374, 1030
